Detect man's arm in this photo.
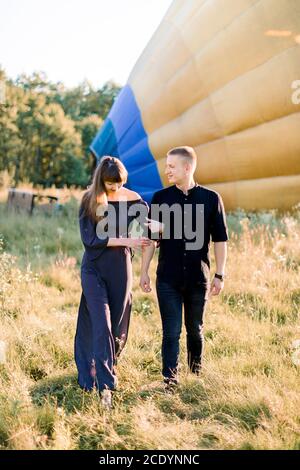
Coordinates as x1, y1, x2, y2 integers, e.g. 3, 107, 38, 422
139, 191, 161, 293
209, 241, 227, 296
140, 241, 156, 293
209, 191, 228, 297
214, 241, 227, 275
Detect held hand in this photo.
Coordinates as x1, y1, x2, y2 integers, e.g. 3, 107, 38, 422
126, 237, 152, 249
209, 277, 224, 297
144, 217, 164, 234
140, 272, 152, 293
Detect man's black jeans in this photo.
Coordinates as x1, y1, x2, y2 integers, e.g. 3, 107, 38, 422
156, 279, 209, 381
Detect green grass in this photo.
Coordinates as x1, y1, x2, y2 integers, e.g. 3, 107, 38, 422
0, 198, 82, 269
0, 200, 300, 449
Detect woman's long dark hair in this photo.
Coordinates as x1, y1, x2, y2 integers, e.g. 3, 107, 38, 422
80, 156, 128, 221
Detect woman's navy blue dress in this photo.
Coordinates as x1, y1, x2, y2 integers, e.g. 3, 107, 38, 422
74, 198, 148, 391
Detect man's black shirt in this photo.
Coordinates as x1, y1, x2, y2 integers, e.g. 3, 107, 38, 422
148, 183, 229, 288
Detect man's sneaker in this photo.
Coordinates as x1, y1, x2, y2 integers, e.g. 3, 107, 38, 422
101, 389, 112, 409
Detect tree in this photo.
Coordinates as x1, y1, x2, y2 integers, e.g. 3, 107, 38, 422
75, 114, 103, 175
50, 79, 121, 121
0, 71, 24, 183
16, 97, 87, 187
0, 70, 121, 187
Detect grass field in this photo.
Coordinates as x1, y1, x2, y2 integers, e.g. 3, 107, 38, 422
0, 187, 300, 450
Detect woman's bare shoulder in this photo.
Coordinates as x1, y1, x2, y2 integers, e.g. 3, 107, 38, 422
121, 188, 141, 201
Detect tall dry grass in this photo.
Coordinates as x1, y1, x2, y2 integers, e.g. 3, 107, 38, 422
0, 185, 299, 450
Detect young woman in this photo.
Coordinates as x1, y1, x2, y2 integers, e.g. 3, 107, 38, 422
74, 156, 151, 407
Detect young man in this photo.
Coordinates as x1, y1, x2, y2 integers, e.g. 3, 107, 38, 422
140, 146, 228, 386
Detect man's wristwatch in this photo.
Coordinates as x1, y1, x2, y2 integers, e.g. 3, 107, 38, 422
214, 273, 225, 282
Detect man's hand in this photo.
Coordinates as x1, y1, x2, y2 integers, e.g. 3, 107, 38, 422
209, 277, 224, 297
144, 217, 164, 234
140, 272, 152, 293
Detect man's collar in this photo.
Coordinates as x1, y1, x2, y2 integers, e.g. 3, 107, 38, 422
174, 182, 198, 195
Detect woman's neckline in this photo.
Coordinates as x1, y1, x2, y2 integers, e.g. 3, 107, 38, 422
107, 198, 142, 203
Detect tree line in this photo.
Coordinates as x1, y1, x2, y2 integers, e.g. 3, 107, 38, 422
0, 68, 121, 188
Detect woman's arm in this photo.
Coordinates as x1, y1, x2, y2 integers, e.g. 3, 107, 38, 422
79, 202, 151, 259
79, 211, 109, 253
107, 237, 151, 249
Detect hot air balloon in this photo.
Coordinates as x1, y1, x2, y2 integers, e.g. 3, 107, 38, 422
91, 0, 300, 210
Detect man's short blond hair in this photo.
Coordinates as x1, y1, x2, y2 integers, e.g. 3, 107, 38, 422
167, 146, 197, 168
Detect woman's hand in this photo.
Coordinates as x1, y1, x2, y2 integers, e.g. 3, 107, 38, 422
125, 237, 152, 249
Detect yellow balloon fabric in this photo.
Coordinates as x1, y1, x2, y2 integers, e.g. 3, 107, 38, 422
128, 0, 300, 211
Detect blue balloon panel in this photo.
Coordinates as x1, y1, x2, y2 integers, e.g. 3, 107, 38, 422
90, 85, 163, 203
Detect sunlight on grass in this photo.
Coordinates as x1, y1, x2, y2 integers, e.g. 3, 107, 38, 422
0, 190, 300, 450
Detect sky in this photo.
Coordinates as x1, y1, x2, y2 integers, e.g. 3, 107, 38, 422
0, 0, 173, 88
